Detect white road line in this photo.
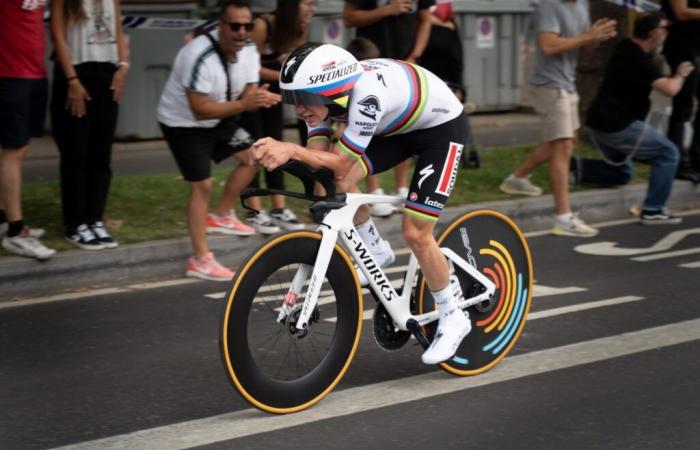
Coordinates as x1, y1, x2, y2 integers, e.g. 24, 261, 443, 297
532, 285, 586, 297
128, 279, 200, 290
526, 296, 643, 320
679, 261, 700, 269
49, 318, 700, 450
631, 246, 700, 262
204, 292, 227, 299
0, 287, 130, 311
324, 295, 643, 324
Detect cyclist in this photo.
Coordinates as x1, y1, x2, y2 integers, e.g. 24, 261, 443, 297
252, 42, 470, 364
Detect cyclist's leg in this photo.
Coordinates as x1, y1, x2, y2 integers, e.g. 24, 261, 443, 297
400, 115, 471, 364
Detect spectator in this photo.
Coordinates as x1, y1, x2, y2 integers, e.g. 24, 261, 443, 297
499, 0, 617, 237
343, 0, 435, 216
241, 0, 315, 234
661, 0, 700, 182
156, 0, 281, 281
420, 0, 465, 100
573, 13, 690, 225
0, 0, 55, 260
50, 0, 128, 250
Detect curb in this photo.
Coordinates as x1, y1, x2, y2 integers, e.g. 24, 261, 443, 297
1, 181, 698, 301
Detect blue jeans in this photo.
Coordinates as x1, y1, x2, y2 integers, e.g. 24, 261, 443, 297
581, 121, 680, 210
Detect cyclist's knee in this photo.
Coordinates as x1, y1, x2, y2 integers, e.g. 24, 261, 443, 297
191, 178, 213, 196
402, 217, 435, 250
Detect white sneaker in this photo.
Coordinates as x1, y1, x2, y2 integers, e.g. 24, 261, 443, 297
2, 227, 56, 260
421, 310, 471, 365
552, 213, 599, 237
0, 222, 45, 238
499, 174, 543, 196
369, 189, 396, 217
245, 211, 281, 235
270, 208, 305, 230
356, 238, 396, 286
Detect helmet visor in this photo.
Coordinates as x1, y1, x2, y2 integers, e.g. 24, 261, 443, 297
281, 89, 335, 106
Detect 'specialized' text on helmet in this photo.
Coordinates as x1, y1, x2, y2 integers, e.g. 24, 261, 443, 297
279, 42, 363, 112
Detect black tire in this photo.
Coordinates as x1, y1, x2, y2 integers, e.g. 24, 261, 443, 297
417, 210, 533, 376
220, 231, 363, 413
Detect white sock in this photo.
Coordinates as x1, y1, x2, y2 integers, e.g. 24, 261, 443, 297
509, 173, 526, 181
431, 284, 463, 323
556, 213, 573, 223
357, 217, 382, 249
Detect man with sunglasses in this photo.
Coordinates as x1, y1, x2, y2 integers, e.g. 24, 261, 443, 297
157, 0, 281, 281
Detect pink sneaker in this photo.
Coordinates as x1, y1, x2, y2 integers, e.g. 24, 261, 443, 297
186, 252, 234, 281
206, 212, 255, 236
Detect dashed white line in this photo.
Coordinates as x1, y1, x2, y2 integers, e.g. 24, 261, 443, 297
679, 261, 700, 269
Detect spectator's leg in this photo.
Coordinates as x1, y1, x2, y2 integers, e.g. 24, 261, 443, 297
0, 146, 27, 223
549, 137, 574, 215
188, 178, 213, 260
245, 170, 263, 212
667, 60, 697, 177
214, 149, 258, 216
365, 174, 381, 192
632, 127, 680, 210
393, 159, 410, 194
512, 141, 554, 178
51, 66, 92, 233
85, 64, 118, 225
578, 156, 632, 186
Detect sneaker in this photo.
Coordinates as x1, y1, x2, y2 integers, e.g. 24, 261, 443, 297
499, 174, 543, 196
245, 211, 281, 235
0, 222, 45, 238
90, 221, 118, 249
2, 227, 55, 260
421, 310, 472, 365
206, 212, 255, 236
270, 208, 305, 230
552, 213, 599, 237
640, 208, 683, 225
186, 252, 234, 281
369, 189, 396, 217
65, 224, 105, 250
356, 238, 396, 286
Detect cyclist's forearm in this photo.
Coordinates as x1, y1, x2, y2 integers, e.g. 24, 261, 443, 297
292, 145, 345, 173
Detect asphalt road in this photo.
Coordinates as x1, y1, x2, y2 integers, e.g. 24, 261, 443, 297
2, 213, 700, 449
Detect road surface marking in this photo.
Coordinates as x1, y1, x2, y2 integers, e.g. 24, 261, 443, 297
526, 296, 643, 320
0, 287, 129, 310
128, 279, 199, 290
575, 228, 700, 256
679, 261, 700, 269
631, 246, 700, 262
49, 318, 700, 450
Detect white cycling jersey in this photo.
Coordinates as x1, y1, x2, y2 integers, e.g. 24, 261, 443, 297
306, 59, 463, 166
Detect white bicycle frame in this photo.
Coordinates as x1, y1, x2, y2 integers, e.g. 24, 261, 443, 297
284, 192, 496, 332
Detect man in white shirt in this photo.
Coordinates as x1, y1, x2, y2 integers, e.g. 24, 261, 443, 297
157, 0, 281, 281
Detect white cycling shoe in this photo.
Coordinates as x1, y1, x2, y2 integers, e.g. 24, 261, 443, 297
355, 238, 396, 286
421, 309, 472, 365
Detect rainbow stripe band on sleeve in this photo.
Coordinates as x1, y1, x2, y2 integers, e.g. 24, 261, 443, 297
307, 127, 331, 143
404, 199, 440, 222
337, 135, 373, 176
381, 62, 428, 136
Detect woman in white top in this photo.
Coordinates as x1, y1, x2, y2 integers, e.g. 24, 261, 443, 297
50, 0, 128, 250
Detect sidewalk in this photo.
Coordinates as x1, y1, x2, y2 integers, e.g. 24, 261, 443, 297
2, 180, 698, 301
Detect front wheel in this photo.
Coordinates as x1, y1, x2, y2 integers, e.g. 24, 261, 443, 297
220, 231, 363, 414
417, 209, 534, 376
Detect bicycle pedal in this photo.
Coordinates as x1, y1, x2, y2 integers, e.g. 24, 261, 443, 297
405, 318, 431, 350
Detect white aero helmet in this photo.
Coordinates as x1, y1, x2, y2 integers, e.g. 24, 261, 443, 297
280, 43, 363, 114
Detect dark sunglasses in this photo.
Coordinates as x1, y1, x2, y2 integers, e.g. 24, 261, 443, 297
225, 21, 254, 32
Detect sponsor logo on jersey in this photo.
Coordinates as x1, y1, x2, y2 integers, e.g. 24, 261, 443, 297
418, 164, 435, 189
435, 142, 463, 196
377, 73, 387, 87
308, 63, 358, 85
357, 95, 381, 120
424, 196, 445, 209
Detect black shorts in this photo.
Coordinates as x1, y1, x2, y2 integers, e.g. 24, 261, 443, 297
0, 77, 48, 149
364, 114, 469, 222
159, 118, 254, 182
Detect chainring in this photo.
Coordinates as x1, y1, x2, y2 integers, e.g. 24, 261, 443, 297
372, 303, 411, 351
